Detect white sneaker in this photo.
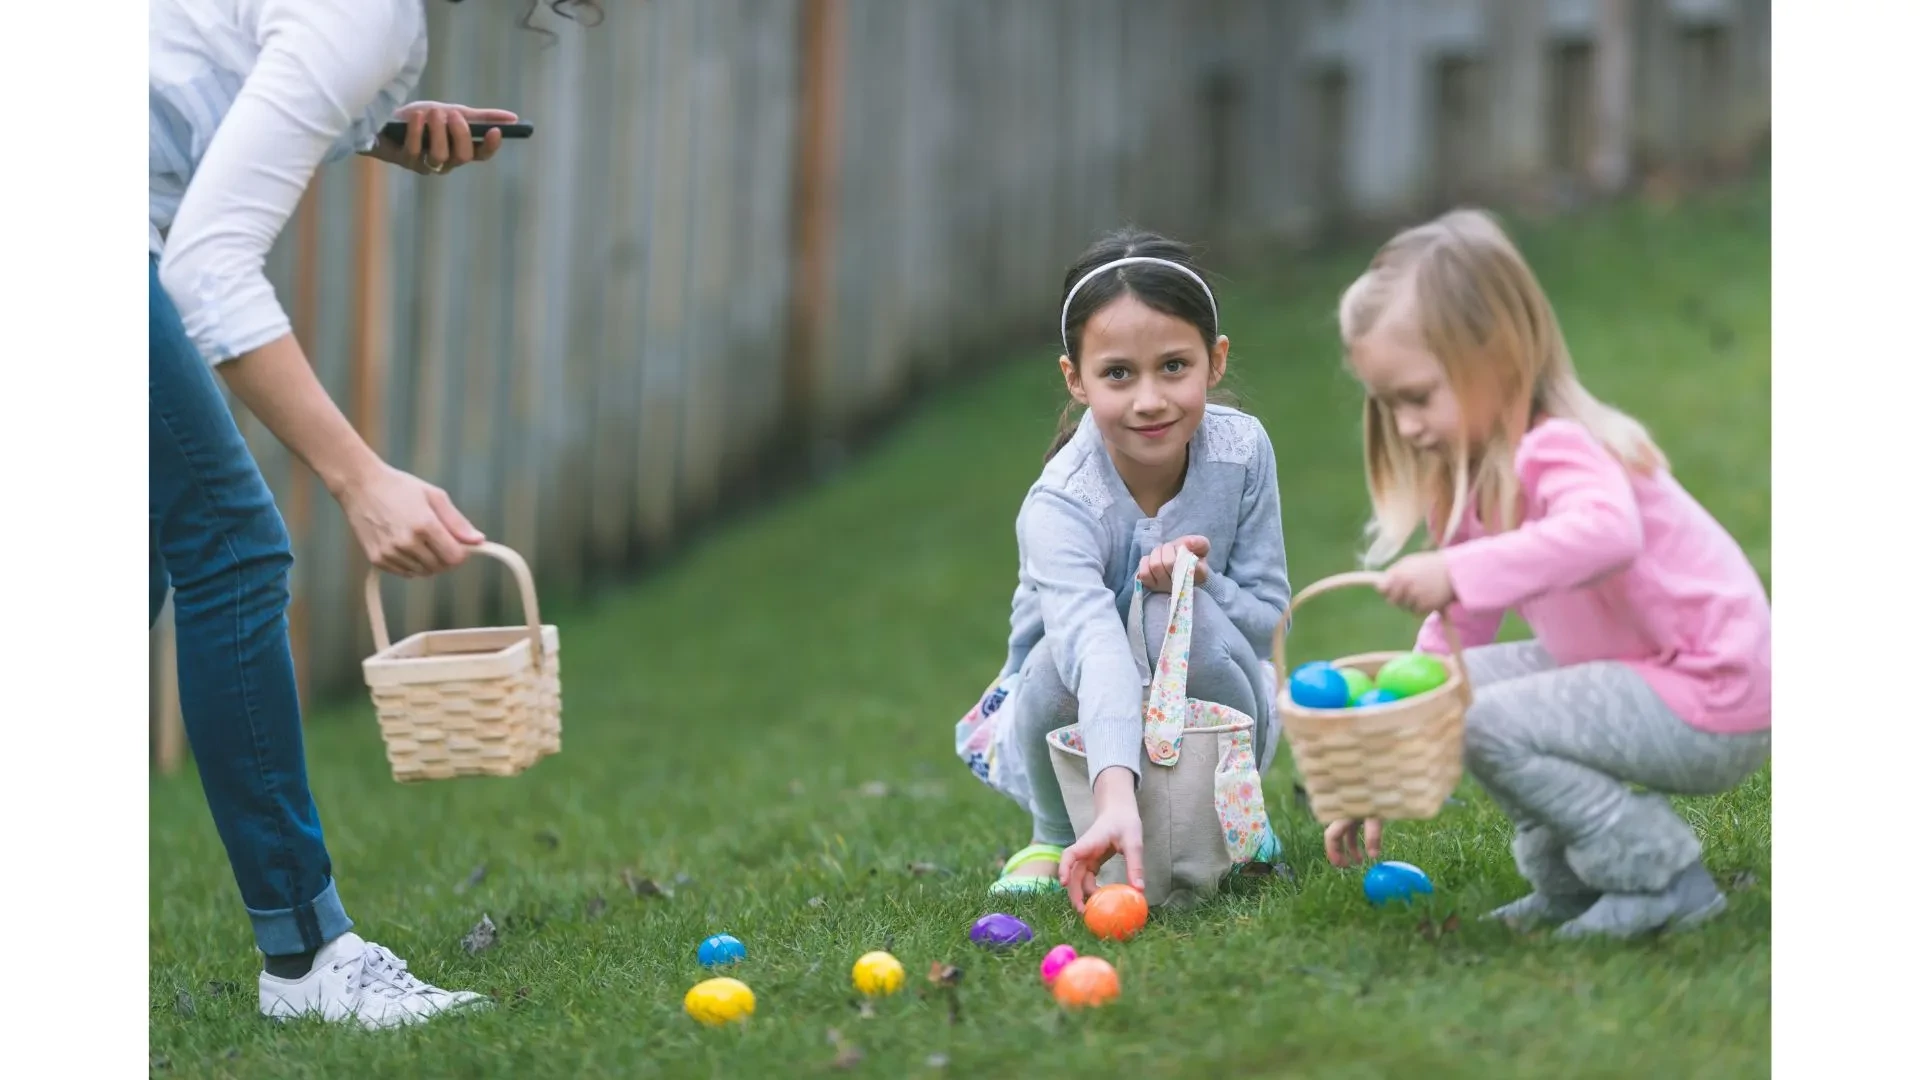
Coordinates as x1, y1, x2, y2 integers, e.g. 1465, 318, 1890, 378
257, 931, 490, 1030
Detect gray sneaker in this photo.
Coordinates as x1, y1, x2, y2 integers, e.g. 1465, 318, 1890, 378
1483, 890, 1600, 929
1552, 862, 1727, 941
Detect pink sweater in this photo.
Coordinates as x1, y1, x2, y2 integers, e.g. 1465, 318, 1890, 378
1414, 419, 1771, 735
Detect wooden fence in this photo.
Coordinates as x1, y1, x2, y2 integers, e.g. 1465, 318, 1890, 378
150, 0, 1770, 768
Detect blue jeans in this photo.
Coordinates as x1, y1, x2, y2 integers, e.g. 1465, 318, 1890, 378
149, 259, 353, 956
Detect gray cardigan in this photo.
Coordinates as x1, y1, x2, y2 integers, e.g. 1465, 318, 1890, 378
1000, 405, 1291, 782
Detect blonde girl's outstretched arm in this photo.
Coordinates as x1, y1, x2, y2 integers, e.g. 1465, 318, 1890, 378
1414, 604, 1506, 656
1198, 422, 1292, 653
1441, 421, 1645, 613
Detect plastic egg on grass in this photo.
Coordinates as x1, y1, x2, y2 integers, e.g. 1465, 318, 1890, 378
1051, 956, 1121, 1009
1375, 653, 1449, 699
1288, 661, 1352, 709
1083, 884, 1149, 942
1363, 861, 1435, 906
1040, 945, 1078, 986
851, 951, 905, 997
697, 934, 746, 967
684, 977, 755, 1026
969, 913, 1034, 950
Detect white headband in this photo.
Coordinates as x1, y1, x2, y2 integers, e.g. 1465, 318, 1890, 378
1059, 256, 1220, 352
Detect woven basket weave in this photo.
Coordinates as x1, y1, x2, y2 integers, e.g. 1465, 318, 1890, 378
1274, 571, 1473, 823
361, 542, 560, 783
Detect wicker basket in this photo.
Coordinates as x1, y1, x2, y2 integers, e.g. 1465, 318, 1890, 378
1274, 571, 1473, 823
361, 542, 561, 783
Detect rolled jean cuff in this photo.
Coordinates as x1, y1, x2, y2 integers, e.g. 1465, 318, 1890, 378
247, 878, 353, 957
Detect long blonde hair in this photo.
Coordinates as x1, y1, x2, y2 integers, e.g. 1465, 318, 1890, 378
1338, 209, 1667, 567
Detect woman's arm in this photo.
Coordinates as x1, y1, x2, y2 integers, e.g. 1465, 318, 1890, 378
159, 0, 414, 364
160, 1, 483, 575
219, 338, 482, 577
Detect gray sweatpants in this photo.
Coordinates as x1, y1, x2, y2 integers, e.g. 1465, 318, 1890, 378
1012, 586, 1273, 847
1462, 641, 1771, 895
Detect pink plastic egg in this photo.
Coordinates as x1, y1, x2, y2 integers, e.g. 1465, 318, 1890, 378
1041, 944, 1078, 986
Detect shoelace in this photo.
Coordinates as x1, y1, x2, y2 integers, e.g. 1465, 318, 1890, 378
336, 942, 432, 999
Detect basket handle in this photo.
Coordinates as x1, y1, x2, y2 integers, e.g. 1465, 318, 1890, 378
1271, 571, 1473, 707
365, 542, 546, 668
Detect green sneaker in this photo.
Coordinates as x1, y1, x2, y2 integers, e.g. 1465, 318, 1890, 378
987, 843, 1066, 897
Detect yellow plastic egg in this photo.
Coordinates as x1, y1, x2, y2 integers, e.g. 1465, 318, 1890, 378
684, 977, 755, 1026
851, 950, 905, 997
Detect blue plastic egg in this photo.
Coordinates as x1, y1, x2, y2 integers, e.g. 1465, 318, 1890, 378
1355, 688, 1403, 708
697, 933, 747, 967
1288, 662, 1351, 710
1363, 861, 1434, 906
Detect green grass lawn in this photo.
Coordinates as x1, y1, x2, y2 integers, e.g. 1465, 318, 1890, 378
149, 179, 1772, 1078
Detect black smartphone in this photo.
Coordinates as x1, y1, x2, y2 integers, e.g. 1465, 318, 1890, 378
379, 120, 534, 144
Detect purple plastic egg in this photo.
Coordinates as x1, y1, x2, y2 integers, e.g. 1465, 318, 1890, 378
969, 913, 1034, 949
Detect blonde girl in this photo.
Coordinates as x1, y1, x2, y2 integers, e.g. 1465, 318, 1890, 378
1325, 210, 1770, 939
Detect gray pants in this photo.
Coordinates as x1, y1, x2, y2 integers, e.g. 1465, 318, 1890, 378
1013, 587, 1273, 847
1462, 642, 1771, 895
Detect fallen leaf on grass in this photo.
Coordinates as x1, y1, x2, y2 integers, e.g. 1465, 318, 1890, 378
454, 863, 488, 894
585, 896, 608, 920
203, 980, 238, 998
462, 914, 498, 955
826, 1028, 865, 1069
924, 962, 965, 1025
623, 869, 672, 899
1416, 913, 1462, 942
908, 861, 951, 877
1727, 870, 1759, 892
174, 989, 195, 1017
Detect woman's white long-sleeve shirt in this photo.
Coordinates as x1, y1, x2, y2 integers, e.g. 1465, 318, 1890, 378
150, 0, 428, 364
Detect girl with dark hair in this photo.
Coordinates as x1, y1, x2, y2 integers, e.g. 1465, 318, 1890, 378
956, 229, 1293, 904
150, 0, 598, 1029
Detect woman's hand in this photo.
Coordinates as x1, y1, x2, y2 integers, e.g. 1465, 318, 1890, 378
1137, 535, 1211, 592
1379, 551, 1456, 615
1323, 818, 1384, 868
1058, 767, 1146, 910
366, 102, 520, 175
338, 463, 486, 578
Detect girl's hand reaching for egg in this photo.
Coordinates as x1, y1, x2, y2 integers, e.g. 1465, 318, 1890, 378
1324, 818, 1384, 867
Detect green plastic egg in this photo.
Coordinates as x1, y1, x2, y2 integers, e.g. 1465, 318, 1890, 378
1375, 653, 1450, 699
1337, 667, 1374, 705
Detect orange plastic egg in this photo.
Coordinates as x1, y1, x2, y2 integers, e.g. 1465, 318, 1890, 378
1083, 884, 1148, 941
1051, 956, 1121, 1009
